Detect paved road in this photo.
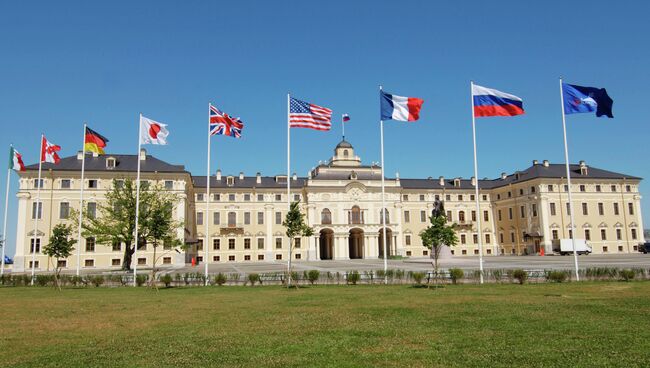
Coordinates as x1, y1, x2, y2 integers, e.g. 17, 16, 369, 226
167, 254, 650, 275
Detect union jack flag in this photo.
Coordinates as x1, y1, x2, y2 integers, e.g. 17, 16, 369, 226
289, 97, 332, 131
209, 104, 244, 138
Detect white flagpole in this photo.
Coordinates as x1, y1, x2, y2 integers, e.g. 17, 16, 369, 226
287, 93, 292, 287
470, 81, 484, 284
75, 123, 87, 276
204, 103, 211, 286
342, 114, 345, 141
559, 78, 580, 281
133, 114, 143, 287
31, 135, 44, 285
379, 85, 388, 284
1, 145, 13, 276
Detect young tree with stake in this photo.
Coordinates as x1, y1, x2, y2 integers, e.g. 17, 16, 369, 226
43, 224, 76, 290
420, 203, 457, 288
283, 201, 313, 288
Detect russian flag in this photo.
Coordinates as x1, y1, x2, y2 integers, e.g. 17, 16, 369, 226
472, 84, 524, 117
380, 91, 424, 122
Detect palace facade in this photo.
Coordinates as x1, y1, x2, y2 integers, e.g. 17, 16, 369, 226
12, 140, 645, 272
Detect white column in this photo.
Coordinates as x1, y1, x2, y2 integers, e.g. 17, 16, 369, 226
367, 234, 379, 259
175, 193, 187, 265
634, 196, 645, 244
395, 203, 404, 256
539, 196, 553, 254
265, 204, 273, 259
334, 234, 349, 260
13, 192, 29, 272
311, 235, 319, 261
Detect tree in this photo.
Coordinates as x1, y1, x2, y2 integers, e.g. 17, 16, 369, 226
76, 178, 168, 271
43, 224, 76, 290
140, 186, 183, 288
282, 201, 314, 288
420, 213, 458, 288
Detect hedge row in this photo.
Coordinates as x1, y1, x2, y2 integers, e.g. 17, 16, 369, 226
1, 267, 648, 288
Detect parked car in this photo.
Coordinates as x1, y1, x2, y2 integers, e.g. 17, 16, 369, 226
638, 242, 650, 254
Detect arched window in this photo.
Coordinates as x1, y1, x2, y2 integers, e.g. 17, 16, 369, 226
380, 208, 390, 224
458, 211, 465, 223
321, 208, 332, 224
228, 212, 236, 227
344, 149, 349, 157
350, 206, 361, 224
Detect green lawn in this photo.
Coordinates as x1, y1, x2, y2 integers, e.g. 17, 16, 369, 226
1, 282, 650, 367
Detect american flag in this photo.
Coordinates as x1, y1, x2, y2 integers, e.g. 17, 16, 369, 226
289, 97, 332, 131
210, 104, 244, 138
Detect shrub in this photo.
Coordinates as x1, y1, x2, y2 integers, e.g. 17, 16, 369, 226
363, 270, 374, 283
620, 269, 636, 282
412, 272, 425, 285
492, 269, 503, 283
376, 269, 386, 279
109, 275, 124, 286
290, 271, 299, 283
90, 275, 105, 287
547, 271, 569, 283
448, 268, 464, 284
70, 275, 83, 287
247, 273, 260, 286
473, 270, 483, 282
307, 270, 320, 285
135, 274, 147, 287
347, 271, 360, 285
214, 273, 227, 286
228, 273, 241, 284
513, 269, 528, 285
394, 269, 405, 281
326, 271, 334, 284
385, 269, 395, 281
160, 274, 173, 288
35, 274, 53, 287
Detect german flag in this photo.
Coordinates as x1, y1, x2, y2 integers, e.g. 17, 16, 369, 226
85, 126, 109, 154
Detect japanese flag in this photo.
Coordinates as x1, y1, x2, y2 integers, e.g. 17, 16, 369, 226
140, 115, 169, 145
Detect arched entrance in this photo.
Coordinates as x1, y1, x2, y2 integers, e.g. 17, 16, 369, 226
348, 228, 364, 259
378, 228, 393, 259
319, 229, 334, 260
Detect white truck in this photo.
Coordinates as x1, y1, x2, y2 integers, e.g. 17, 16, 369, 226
556, 239, 592, 255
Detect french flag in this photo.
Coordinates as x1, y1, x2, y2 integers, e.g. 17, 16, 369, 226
380, 91, 424, 122
472, 84, 524, 117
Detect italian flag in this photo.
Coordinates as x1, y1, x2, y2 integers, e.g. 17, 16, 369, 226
9, 146, 25, 172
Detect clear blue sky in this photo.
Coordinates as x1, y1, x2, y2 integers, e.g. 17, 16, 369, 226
1, 1, 649, 256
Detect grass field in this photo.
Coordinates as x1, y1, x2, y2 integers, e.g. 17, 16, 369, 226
1, 282, 650, 367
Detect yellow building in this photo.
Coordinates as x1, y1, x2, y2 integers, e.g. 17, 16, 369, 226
13, 141, 645, 271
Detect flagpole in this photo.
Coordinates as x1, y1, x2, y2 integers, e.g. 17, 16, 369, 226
133, 114, 143, 287
379, 85, 388, 284
559, 78, 580, 281
341, 114, 345, 141
1, 145, 12, 276
287, 93, 292, 287
470, 81, 484, 284
31, 135, 44, 285
204, 103, 211, 286
75, 123, 87, 276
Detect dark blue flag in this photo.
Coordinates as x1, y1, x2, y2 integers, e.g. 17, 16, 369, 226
562, 83, 613, 118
